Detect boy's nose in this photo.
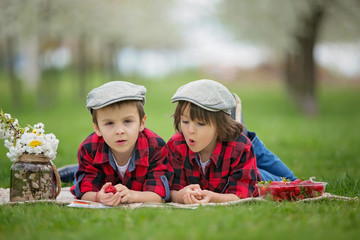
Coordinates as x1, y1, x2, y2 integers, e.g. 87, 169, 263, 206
188, 123, 196, 134
115, 125, 125, 134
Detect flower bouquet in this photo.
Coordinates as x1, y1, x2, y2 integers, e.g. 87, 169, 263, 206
0, 110, 61, 202
0, 110, 59, 162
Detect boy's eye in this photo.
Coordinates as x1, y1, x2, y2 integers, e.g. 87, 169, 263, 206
181, 120, 189, 124
197, 122, 206, 126
124, 119, 133, 124
105, 122, 113, 126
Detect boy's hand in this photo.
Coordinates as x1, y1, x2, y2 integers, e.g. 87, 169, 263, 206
115, 184, 136, 203
179, 184, 204, 204
98, 182, 121, 206
184, 190, 213, 204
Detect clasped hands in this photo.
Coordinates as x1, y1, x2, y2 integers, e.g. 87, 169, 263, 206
97, 183, 214, 206
178, 184, 213, 204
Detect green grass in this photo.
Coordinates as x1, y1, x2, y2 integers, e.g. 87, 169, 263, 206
0, 200, 359, 240
0, 72, 359, 239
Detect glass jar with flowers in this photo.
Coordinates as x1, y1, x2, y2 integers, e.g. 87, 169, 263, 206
0, 110, 61, 202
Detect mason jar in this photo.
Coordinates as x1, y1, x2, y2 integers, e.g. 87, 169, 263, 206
10, 154, 60, 202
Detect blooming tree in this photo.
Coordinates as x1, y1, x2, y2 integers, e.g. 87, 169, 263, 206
219, 0, 360, 115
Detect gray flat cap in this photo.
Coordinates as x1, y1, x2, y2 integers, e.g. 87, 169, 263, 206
171, 79, 235, 115
86, 81, 146, 112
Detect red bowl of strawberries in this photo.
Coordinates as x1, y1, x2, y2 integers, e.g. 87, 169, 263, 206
256, 178, 327, 202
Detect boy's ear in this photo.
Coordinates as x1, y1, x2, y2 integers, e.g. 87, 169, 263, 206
139, 115, 147, 132
93, 123, 102, 137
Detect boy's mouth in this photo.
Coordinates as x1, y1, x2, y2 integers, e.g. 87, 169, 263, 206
188, 138, 196, 146
116, 139, 126, 145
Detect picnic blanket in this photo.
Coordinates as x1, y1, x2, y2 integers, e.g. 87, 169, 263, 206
0, 187, 357, 209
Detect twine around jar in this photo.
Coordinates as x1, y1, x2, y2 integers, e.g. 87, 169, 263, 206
18, 154, 61, 198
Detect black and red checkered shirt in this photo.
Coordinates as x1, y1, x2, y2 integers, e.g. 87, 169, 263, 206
70, 128, 173, 201
167, 132, 261, 199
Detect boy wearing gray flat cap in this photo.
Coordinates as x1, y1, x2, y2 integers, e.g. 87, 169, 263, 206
70, 81, 173, 206
167, 79, 296, 204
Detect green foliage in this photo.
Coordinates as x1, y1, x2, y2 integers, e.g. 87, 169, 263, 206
0, 73, 359, 239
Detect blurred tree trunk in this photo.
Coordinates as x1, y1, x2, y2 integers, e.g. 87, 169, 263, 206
22, 35, 41, 92
105, 41, 118, 79
285, 5, 325, 116
5, 35, 21, 108
77, 34, 88, 99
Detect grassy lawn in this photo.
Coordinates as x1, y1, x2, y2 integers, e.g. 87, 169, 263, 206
0, 72, 359, 239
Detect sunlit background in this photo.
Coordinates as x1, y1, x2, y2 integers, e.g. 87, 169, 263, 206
1, 0, 359, 91
1, 2, 360, 238
0, 0, 359, 178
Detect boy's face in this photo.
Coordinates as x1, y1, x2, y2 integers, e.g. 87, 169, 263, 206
93, 104, 146, 162
180, 105, 218, 159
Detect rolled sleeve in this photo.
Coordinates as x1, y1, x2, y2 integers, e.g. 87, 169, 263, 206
143, 135, 174, 201
166, 137, 188, 191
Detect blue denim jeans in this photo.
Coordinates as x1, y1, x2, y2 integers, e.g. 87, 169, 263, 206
247, 131, 297, 182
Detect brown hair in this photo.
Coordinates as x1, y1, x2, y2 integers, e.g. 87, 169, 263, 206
92, 100, 145, 125
173, 101, 244, 142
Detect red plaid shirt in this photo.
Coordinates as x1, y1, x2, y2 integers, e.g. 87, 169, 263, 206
70, 128, 173, 201
167, 132, 261, 199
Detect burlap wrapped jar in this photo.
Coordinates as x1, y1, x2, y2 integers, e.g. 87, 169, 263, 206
10, 154, 61, 202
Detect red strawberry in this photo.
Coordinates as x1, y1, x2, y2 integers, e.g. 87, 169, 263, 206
273, 196, 282, 202
105, 185, 117, 194
299, 180, 325, 197
290, 179, 302, 185
299, 180, 313, 185
289, 191, 296, 200
270, 181, 280, 186
260, 186, 268, 196
278, 182, 289, 192
270, 188, 279, 197
297, 194, 305, 200
305, 188, 314, 198
293, 179, 303, 184
279, 192, 289, 201
312, 183, 324, 193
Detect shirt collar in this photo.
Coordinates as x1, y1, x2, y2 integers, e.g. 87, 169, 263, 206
109, 148, 137, 172
106, 131, 150, 172
189, 141, 223, 168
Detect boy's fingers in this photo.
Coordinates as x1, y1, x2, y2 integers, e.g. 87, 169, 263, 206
196, 198, 208, 204
194, 194, 203, 200
101, 182, 112, 191
113, 196, 122, 206
114, 184, 126, 192
187, 189, 203, 199
195, 189, 203, 197
120, 195, 130, 203
189, 184, 201, 190
118, 189, 128, 198
103, 193, 120, 206
190, 194, 200, 204
184, 193, 194, 204
101, 197, 113, 206
183, 193, 189, 204
102, 192, 114, 199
